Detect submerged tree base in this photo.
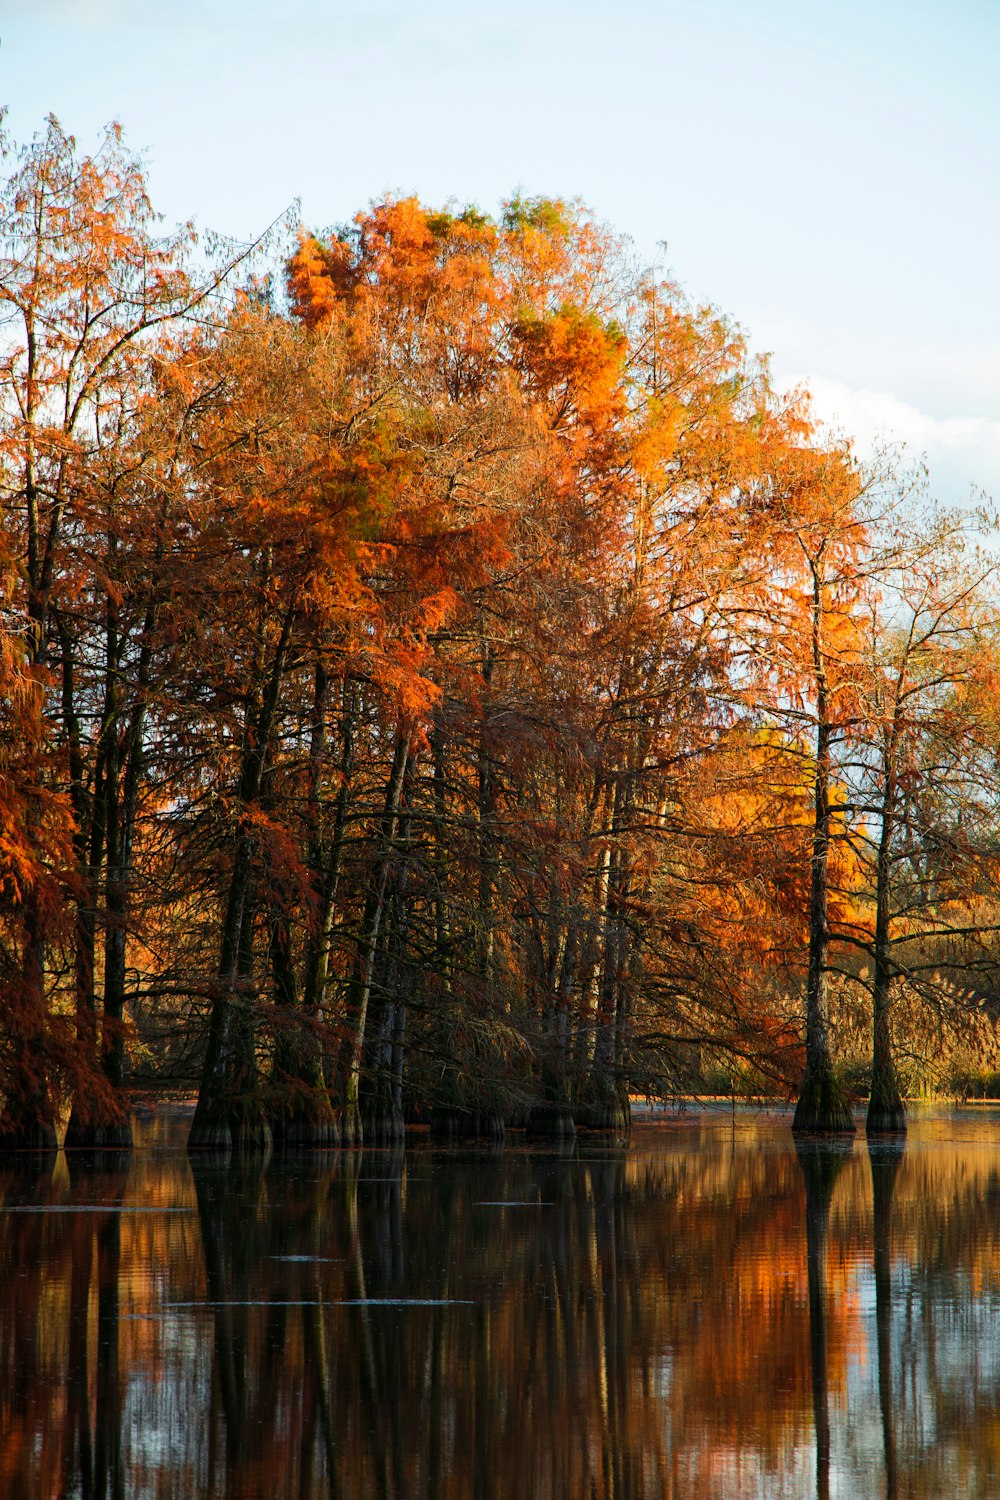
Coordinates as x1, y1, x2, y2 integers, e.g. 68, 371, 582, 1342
269, 1084, 340, 1148
525, 1104, 577, 1141
792, 1063, 855, 1135
230, 1115, 273, 1154
268, 1055, 338, 1148
64, 1090, 134, 1151
0, 1119, 59, 1153
362, 1106, 405, 1147
187, 1113, 231, 1152
334, 1101, 364, 1148
188, 1097, 273, 1155
64, 1118, 134, 1151
430, 1106, 506, 1142
866, 1067, 907, 1135
270, 1113, 341, 1149
576, 1084, 632, 1136
65, 1146, 133, 1174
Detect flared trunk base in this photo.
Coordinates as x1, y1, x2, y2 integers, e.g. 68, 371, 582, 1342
64, 1111, 133, 1151
188, 1097, 273, 1155
362, 1106, 405, 1148
792, 1062, 855, 1135
576, 1087, 631, 1136
866, 1067, 907, 1136
526, 1105, 577, 1140
430, 1106, 506, 1141
271, 1111, 341, 1149
0, 1119, 59, 1153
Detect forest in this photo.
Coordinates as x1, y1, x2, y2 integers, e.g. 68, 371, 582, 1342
2, 116, 1000, 1153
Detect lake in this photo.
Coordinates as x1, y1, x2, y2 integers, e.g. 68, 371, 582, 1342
2, 1105, 999, 1498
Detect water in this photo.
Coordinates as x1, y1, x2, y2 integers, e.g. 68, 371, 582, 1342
3, 1105, 1000, 1498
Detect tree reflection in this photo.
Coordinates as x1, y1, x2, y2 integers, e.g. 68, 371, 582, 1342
869, 1137, 904, 1500
795, 1139, 852, 1500
0, 1151, 131, 1500
68, 1153, 130, 1500
0, 1153, 62, 1497
14, 1115, 1000, 1495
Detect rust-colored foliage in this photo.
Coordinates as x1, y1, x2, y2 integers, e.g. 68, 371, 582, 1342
0, 119, 998, 1147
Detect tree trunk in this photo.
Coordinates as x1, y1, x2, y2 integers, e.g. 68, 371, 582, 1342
303, 674, 355, 1009
269, 660, 339, 1148
60, 603, 112, 1149
581, 773, 631, 1134
527, 894, 577, 1140
476, 640, 495, 978
362, 779, 413, 1148
0, 340, 67, 1151
867, 739, 906, 1135
0, 893, 59, 1152
268, 898, 338, 1148
572, 780, 612, 1083
793, 623, 853, 1135
190, 602, 296, 1152
334, 729, 409, 1146
68, 527, 168, 1148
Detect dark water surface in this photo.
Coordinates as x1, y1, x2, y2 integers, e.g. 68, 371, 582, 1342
4, 1106, 1000, 1498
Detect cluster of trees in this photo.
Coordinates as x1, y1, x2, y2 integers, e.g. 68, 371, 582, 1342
1, 116, 999, 1152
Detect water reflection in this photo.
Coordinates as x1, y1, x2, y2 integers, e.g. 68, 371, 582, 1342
869, 1137, 903, 1500
8, 1111, 1000, 1494
71, 1154, 129, 1500
795, 1140, 851, 1500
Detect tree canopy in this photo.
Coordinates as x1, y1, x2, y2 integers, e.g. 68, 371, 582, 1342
2, 119, 999, 1151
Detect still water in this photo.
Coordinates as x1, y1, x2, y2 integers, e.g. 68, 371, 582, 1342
3, 1106, 1000, 1498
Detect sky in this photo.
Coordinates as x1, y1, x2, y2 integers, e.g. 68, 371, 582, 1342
3, 0, 998, 502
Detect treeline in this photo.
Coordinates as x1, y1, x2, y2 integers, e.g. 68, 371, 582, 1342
1, 118, 999, 1152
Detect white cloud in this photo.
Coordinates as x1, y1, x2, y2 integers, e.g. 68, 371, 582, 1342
778, 373, 1000, 507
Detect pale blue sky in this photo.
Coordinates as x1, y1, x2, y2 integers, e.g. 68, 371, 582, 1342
3, 0, 998, 497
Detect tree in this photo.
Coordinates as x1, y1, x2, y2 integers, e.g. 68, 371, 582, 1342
0, 117, 200, 1145
848, 506, 1000, 1133
732, 429, 871, 1133
9, 121, 1000, 1145
0, 116, 271, 1148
